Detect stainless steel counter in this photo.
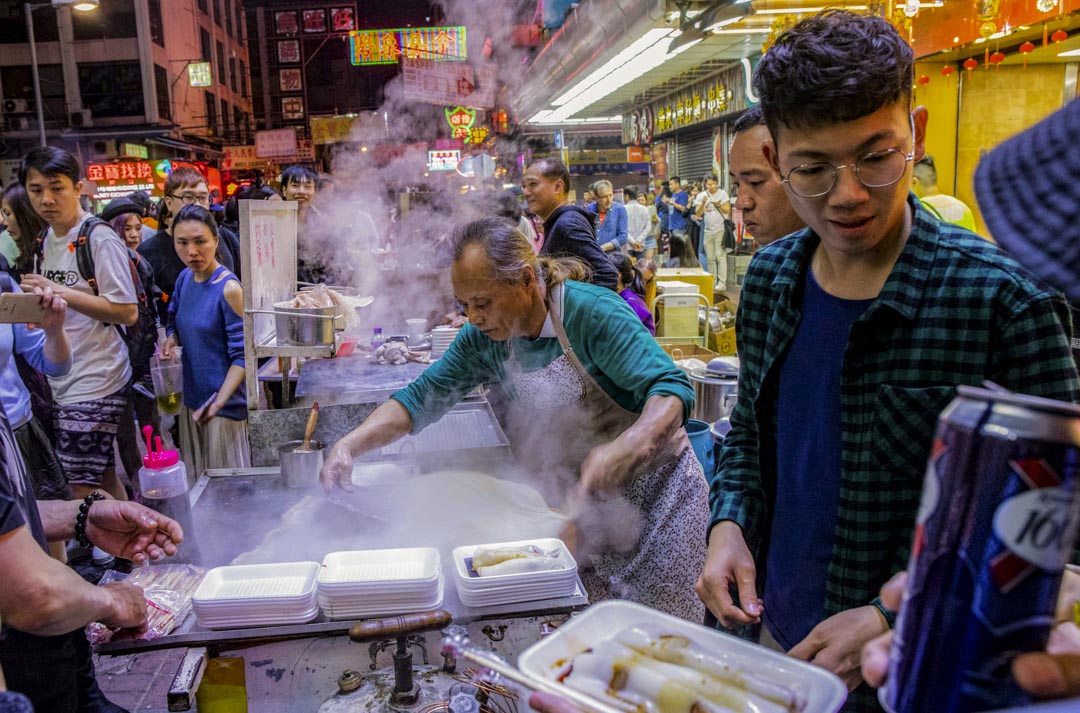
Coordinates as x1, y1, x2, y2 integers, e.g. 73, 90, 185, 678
295, 353, 431, 405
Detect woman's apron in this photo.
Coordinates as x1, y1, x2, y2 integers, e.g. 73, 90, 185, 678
504, 285, 708, 621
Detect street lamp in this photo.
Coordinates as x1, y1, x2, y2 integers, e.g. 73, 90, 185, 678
25, 0, 100, 147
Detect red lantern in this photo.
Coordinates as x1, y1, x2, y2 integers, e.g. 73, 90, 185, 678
941, 65, 955, 78
1052, 29, 1068, 43
989, 51, 1005, 72
1019, 41, 1035, 68
963, 57, 978, 78
918, 75, 930, 85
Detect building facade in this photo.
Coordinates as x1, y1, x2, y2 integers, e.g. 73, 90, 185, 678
0, 0, 253, 177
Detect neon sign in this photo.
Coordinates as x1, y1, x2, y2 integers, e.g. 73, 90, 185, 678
445, 106, 476, 140
350, 26, 466, 65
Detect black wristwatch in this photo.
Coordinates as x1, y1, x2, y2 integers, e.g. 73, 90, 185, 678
74, 491, 106, 548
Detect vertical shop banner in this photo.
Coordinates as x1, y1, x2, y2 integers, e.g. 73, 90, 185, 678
278, 40, 300, 64
275, 11, 298, 35
712, 127, 726, 185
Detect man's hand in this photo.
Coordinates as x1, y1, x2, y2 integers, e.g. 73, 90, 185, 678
85, 500, 183, 564
1013, 653, 1080, 700
860, 571, 906, 688
321, 441, 355, 493
695, 521, 762, 627
20, 273, 64, 298
99, 581, 147, 630
791, 605, 888, 691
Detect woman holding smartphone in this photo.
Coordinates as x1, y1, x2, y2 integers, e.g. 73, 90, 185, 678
159, 205, 248, 475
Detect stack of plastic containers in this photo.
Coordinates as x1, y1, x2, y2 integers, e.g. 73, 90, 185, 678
316, 548, 444, 620
453, 538, 578, 608
430, 326, 461, 358
192, 562, 320, 629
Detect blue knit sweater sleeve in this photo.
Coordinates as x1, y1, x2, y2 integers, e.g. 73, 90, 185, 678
221, 278, 245, 368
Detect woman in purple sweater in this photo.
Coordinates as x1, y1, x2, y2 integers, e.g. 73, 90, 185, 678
609, 252, 655, 335
160, 205, 249, 474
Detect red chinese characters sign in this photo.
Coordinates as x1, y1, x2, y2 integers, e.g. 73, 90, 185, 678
86, 161, 157, 200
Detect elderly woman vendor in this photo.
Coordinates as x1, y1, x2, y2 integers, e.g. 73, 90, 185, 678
321, 218, 709, 620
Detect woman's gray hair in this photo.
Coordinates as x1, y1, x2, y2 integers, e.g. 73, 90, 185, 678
449, 217, 590, 288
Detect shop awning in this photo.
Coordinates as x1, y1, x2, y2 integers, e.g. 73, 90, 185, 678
147, 136, 226, 159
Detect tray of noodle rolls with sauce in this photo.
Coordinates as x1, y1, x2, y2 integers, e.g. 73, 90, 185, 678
452, 538, 578, 607
518, 600, 847, 713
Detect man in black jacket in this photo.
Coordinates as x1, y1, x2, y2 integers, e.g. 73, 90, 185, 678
521, 158, 618, 290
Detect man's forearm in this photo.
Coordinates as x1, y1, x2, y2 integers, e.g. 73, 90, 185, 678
62, 290, 137, 326
37, 499, 83, 542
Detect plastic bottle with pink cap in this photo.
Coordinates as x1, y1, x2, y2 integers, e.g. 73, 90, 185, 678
138, 425, 199, 562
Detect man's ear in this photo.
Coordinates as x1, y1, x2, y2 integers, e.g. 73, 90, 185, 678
762, 140, 781, 174
912, 105, 929, 162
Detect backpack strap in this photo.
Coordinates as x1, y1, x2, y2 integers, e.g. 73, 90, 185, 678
72, 216, 107, 296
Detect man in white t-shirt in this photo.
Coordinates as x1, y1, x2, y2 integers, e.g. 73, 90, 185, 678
622, 186, 653, 258
693, 176, 732, 291
19, 147, 137, 503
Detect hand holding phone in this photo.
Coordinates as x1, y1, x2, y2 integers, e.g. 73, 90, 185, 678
0, 293, 47, 324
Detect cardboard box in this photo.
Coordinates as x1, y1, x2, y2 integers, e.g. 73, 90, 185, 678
655, 295, 700, 337
661, 343, 719, 361
711, 327, 737, 356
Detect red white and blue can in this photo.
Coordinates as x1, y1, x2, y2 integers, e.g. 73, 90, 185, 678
882, 386, 1080, 713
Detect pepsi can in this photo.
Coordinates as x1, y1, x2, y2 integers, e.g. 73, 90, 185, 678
882, 386, 1080, 713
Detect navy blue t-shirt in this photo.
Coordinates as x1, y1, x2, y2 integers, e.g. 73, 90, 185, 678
668, 191, 690, 232
764, 268, 872, 650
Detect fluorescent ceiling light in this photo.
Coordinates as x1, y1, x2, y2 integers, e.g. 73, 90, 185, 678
52, 0, 99, 9
535, 27, 702, 123
1059, 48, 1080, 57
703, 16, 746, 32
712, 28, 772, 34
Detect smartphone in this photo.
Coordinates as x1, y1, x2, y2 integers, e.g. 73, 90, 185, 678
0, 293, 47, 324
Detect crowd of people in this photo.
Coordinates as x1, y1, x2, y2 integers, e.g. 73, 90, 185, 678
1, 8, 1078, 713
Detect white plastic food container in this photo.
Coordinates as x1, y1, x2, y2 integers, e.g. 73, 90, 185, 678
193, 562, 320, 604
318, 547, 441, 588
518, 600, 847, 713
453, 538, 576, 584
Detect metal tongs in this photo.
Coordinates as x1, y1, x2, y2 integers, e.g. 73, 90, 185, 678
461, 649, 630, 713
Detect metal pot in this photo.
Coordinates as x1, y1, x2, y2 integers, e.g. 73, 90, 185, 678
271, 302, 336, 346
278, 440, 325, 489
689, 363, 739, 423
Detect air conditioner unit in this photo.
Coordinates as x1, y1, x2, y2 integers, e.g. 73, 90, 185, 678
69, 109, 93, 128
2, 98, 28, 114
7, 117, 31, 131
89, 139, 117, 160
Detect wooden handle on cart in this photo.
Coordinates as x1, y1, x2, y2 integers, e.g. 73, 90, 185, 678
348, 610, 453, 642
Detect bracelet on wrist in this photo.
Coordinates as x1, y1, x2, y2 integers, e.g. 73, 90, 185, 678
871, 596, 897, 630
74, 491, 106, 548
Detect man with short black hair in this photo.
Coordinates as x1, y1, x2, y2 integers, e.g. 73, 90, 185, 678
696, 12, 1079, 708
666, 176, 690, 249
521, 158, 618, 290
728, 106, 805, 247
693, 176, 731, 290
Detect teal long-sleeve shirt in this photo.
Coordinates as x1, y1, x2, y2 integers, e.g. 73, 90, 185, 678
392, 280, 694, 433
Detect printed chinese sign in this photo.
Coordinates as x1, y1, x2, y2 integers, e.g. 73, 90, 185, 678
279, 68, 302, 92
302, 9, 326, 33
331, 7, 355, 31
188, 61, 212, 88
349, 26, 466, 65
275, 11, 298, 35
282, 97, 305, 121
278, 40, 300, 64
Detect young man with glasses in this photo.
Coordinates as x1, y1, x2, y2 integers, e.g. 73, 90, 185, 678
696, 11, 1079, 710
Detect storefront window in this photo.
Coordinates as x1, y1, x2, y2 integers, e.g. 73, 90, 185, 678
78, 61, 144, 118
0, 64, 64, 122
217, 41, 226, 85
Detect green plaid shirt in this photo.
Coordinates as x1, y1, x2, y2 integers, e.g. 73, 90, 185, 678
711, 195, 1079, 624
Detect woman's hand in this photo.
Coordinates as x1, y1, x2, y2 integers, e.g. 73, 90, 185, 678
159, 335, 178, 361
29, 285, 67, 333
579, 438, 641, 494
320, 441, 355, 493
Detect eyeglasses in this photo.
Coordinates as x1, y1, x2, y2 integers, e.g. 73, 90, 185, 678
781, 117, 916, 198
168, 193, 211, 205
